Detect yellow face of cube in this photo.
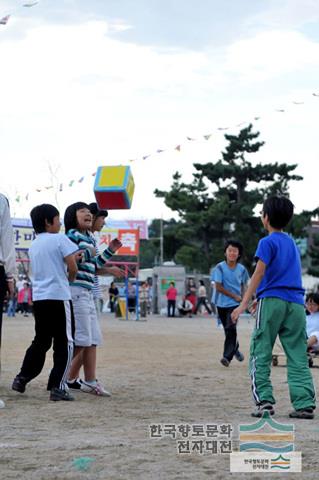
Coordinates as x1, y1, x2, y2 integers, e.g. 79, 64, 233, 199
99, 166, 126, 188
126, 173, 135, 202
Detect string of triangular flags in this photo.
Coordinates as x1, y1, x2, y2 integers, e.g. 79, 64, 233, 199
12, 90, 319, 204
0, 2, 39, 26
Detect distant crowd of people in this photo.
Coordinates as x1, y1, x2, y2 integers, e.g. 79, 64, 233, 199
3, 274, 32, 317
165, 278, 213, 319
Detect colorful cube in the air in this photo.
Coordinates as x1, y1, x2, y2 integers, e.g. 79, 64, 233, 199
94, 165, 135, 210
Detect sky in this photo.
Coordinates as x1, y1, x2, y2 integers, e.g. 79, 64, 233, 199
1, 0, 319, 222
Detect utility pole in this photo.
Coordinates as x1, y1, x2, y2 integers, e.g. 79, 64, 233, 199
160, 217, 164, 265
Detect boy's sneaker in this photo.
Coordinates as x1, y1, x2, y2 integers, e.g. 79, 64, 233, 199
252, 401, 275, 417
12, 375, 27, 393
50, 388, 74, 401
220, 357, 230, 367
289, 408, 314, 419
80, 380, 111, 397
67, 378, 82, 390
235, 350, 245, 362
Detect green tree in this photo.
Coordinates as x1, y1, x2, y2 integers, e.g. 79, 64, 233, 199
155, 124, 303, 272
308, 233, 319, 277
139, 218, 184, 268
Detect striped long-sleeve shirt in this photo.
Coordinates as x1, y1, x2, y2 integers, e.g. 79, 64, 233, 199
66, 229, 114, 290
90, 232, 103, 300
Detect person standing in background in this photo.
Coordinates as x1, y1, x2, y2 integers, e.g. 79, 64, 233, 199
166, 281, 177, 317
108, 281, 119, 313
139, 281, 149, 318
194, 280, 212, 315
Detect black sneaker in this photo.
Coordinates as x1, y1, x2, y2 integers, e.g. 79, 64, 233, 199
67, 378, 82, 390
50, 388, 74, 401
220, 357, 230, 367
252, 401, 275, 417
12, 376, 27, 393
289, 408, 314, 419
235, 350, 245, 362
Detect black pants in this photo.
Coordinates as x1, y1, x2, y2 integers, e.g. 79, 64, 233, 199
217, 306, 239, 362
17, 300, 74, 390
194, 297, 212, 314
128, 297, 136, 313
167, 300, 176, 317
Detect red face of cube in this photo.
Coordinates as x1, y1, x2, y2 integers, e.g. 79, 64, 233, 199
95, 191, 129, 209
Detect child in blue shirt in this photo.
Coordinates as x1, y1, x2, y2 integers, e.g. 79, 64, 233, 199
232, 196, 316, 419
211, 240, 249, 367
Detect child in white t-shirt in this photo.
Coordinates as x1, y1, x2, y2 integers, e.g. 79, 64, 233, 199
12, 204, 78, 401
306, 293, 319, 352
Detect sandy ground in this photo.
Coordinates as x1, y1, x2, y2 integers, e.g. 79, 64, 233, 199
0, 312, 318, 480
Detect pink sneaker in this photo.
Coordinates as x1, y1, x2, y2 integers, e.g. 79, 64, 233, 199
80, 380, 111, 397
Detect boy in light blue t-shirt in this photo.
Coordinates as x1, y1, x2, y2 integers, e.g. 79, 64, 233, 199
211, 240, 249, 367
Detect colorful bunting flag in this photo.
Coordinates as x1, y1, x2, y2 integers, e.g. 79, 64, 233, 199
69, 180, 74, 187
23, 1, 39, 6
0, 15, 10, 25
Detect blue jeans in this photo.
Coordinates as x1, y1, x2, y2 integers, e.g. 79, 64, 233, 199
7, 298, 17, 317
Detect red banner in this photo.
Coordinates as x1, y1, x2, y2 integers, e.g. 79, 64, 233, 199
98, 229, 139, 256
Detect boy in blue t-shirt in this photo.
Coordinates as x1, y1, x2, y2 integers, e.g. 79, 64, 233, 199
211, 240, 249, 367
232, 196, 316, 419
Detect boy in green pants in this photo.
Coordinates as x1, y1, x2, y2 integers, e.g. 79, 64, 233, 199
232, 196, 316, 419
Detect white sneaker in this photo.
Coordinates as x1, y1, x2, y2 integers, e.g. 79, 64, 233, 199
80, 380, 111, 397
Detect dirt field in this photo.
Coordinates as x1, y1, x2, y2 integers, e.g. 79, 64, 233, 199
0, 312, 318, 480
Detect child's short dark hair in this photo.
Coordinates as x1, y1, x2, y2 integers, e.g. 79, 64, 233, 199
306, 292, 319, 306
88, 202, 108, 219
262, 196, 294, 229
64, 202, 90, 232
30, 204, 59, 234
224, 239, 243, 259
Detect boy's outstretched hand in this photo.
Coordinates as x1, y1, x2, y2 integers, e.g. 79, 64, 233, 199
231, 305, 245, 324
108, 238, 122, 253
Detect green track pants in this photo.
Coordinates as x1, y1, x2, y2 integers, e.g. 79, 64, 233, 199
250, 297, 316, 411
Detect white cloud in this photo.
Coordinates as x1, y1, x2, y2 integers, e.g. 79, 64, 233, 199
245, 0, 319, 30
224, 30, 319, 82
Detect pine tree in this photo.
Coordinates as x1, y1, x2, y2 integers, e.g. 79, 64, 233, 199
155, 124, 303, 272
